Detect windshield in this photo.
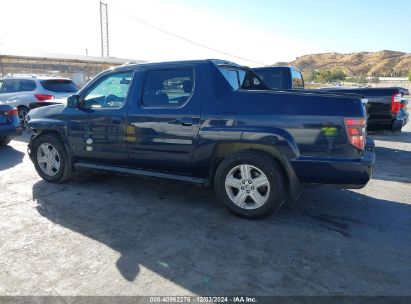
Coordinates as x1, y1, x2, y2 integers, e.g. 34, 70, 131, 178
218, 66, 267, 90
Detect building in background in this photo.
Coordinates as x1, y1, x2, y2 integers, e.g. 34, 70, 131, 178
0, 51, 146, 87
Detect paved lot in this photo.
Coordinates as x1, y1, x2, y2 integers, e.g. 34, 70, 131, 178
0, 124, 410, 296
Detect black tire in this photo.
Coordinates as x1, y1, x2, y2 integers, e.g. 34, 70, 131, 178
31, 134, 73, 183
214, 151, 286, 219
0, 136, 12, 147
18, 106, 30, 129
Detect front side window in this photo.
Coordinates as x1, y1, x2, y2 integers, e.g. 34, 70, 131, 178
82, 71, 133, 108
0, 80, 3, 93
142, 69, 194, 107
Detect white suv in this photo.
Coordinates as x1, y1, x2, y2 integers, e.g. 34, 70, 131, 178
0, 76, 78, 127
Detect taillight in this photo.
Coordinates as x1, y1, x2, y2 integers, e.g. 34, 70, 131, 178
34, 94, 54, 101
391, 93, 401, 114
344, 117, 366, 150
4, 108, 18, 116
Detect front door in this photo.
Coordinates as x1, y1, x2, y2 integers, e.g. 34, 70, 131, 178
67, 71, 134, 166
127, 66, 202, 174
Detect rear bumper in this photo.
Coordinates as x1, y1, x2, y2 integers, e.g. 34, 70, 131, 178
368, 117, 406, 131
391, 118, 404, 132
291, 138, 375, 189
398, 110, 409, 127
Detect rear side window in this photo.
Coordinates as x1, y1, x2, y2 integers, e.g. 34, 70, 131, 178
291, 69, 304, 89
19, 80, 36, 91
218, 67, 264, 90
2, 79, 36, 93
220, 68, 241, 89
40, 79, 78, 93
0, 80, 3, 92
142, 69, 194, 107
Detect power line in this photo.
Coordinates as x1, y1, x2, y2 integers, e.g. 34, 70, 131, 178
110, 6, 267, 66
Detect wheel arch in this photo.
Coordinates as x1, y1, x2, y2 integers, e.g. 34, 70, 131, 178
209, 142, 301, 200
29, 128, 74, 170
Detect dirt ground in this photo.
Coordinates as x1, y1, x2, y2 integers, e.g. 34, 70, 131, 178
0, 124, 410, 296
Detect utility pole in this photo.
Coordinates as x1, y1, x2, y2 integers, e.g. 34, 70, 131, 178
100, 1, 109, 58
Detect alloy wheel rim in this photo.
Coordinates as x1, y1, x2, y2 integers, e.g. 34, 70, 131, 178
225, 164, 270, 209
37, 143, 61, 176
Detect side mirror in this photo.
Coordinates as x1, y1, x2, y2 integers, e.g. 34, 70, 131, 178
67, 95, 80, 108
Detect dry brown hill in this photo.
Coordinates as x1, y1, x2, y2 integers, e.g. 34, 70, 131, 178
283, 50, 411, 77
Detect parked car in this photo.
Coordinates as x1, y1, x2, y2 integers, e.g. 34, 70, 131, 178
0, 76, 78, 128
0, 104, 21, 147
252, 66, 409, 132
26, 60, 375, 219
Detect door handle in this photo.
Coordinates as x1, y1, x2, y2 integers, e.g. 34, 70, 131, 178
179, 117, 193, 127
112, 118, 122, 125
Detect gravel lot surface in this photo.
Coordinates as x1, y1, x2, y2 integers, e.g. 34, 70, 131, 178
0, 124, 410, 296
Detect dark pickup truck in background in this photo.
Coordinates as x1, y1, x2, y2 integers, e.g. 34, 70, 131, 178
253, 66, 409, 132
26, 60, 375, 219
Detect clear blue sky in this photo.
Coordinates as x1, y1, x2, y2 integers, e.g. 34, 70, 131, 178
179, 0, 411, 54
0, 0, 410, 65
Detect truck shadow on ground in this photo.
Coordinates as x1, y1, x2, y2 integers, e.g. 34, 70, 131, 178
11, 132, 30, 144
372, 146, 411, 183
0, 145, 25, 171
33, 171, 411, 295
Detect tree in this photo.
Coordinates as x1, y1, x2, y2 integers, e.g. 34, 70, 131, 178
330, 70, 346, 81
408, 70, 411, 81
303, 68, 346, 83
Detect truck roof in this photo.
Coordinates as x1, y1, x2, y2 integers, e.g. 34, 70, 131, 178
112, 59, 245, 71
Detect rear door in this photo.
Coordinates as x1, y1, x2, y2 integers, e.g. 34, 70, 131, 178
126, 65, 202, 174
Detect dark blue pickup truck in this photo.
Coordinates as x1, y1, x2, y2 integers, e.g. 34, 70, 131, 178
26, 60, 375, 219
253, 66, 409, 132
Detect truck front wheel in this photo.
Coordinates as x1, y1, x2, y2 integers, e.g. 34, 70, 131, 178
214, 151, 286, 219
32, 134, 73, 183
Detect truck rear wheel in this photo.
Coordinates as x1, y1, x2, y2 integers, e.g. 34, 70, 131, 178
32, 134, 73, 183
214, 151, 286, 219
